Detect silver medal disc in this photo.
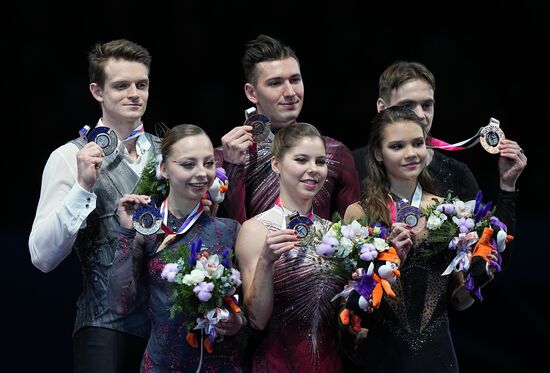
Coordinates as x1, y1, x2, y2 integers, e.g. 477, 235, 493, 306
87, 127, 118, 156
133, 204, 162, 235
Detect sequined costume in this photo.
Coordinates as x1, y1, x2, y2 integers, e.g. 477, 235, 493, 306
355, 193, 516, 373
353, 146, 479, 201
108, 214, 243, 373
215, 133, 361, 224
249, 206, 346, 373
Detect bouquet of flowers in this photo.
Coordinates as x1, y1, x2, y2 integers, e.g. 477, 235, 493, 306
160, 238, 242, 352
315, 219, 400, 332
423, 191, 513, 300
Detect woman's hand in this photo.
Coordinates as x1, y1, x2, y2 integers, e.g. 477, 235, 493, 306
389, 222, 414, 263
117, 194, 151, 230
260, 229, 300, 264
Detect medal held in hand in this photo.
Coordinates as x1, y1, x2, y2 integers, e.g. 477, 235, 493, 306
86, 126, 118, 156
287, 212, 315, 246
480, 118, 505, 154
396, 205, 426, 234
133, 204, 162, 235
245, 114, 271, 144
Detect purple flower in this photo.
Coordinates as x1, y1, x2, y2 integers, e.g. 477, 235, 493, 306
360, 243, 377, 262
221, 247, 233, 268
437, 203, 455, 215
316, 235, 339, 257
160, 263, 179, 282
193, 281, 214, 302
189, 238, 203, 268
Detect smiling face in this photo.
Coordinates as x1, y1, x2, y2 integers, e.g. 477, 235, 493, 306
272, 135, 327, 204
90, 58, 149, 127
161, 133, 216, 205
375, 120, 427, 185
245, 57, 304, 129
378, 79, 435, 133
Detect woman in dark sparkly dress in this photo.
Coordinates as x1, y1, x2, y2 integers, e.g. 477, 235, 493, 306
344, 107, 519, 372
235, 123, 346, 372
108, 124, 244, 372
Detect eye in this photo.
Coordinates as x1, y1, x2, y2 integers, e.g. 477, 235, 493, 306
180, 162, 195, 169
422, 102, 433, 111
137, 81, 149, 90
290, 77, 302, 84
389, 143, 403, 150
294, 157, 308, 163
316, 158, 327, 166
414, 140, 425, 147
204, 160, 215, 168
114, 82, 129, 90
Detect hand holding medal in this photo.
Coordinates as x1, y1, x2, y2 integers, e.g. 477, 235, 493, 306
287, 211, 315, 246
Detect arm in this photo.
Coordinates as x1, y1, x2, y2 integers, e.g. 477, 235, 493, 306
343, 202, 366, 224
214, 140, 249, 224
28, 142, 102, 272
235, 219, 298, 330
107, 194, 150, 315
331, 143, 362, 219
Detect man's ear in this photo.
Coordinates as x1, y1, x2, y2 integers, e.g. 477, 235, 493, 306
90, 83, 103, 101
376, 98, 387, 113
244, 83, 258, 104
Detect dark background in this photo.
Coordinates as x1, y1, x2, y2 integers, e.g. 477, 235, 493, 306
5, 1, 547, 372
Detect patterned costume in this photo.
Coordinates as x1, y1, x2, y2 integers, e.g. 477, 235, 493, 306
108, 214, 242, 372
215, 132, 360, 224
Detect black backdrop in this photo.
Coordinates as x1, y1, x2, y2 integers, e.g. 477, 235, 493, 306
5, 1, 547, 372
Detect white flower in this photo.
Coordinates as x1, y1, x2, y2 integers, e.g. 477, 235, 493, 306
182, 268, 207, 285
427, 213, 444, 230
372, 237, 389, 252
197, 254, 225, 280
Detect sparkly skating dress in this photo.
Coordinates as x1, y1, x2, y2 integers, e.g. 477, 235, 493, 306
249, 206, 346, 373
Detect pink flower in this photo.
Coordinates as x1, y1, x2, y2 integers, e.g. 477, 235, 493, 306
316, 235, 339, 257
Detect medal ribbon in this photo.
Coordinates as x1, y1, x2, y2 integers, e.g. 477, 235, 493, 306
78, 120, 144, 142
389, 183, 422, 223
274, 197, 313, 229
427, 117, 501, 152
159, 198, 204, 235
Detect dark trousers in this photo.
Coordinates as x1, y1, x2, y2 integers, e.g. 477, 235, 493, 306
73, 327, 147, 373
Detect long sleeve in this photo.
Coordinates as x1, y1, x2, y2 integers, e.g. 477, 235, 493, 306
327, 139, 361, 219
28, 143, 97, 272
493, 190, 518, 269
108, 228, 145, 315
215, 146, 248, 224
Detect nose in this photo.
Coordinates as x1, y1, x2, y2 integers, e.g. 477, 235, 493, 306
404, 146, 417, 160
127, 83, 138, 98
282, 81, 296, 97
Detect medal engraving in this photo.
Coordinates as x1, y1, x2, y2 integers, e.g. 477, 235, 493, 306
87, 127, 118, 156
245, 114, 271, 143
396, 205, 426, 234
288, 215, 315, 246
133, 204, 162, 235
480, 118, 505, 154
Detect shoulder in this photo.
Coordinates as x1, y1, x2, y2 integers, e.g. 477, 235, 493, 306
352, 145, 368, 157
323, 135, 352, 152
344, 202, 366, 223
432, 151, 471, 172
